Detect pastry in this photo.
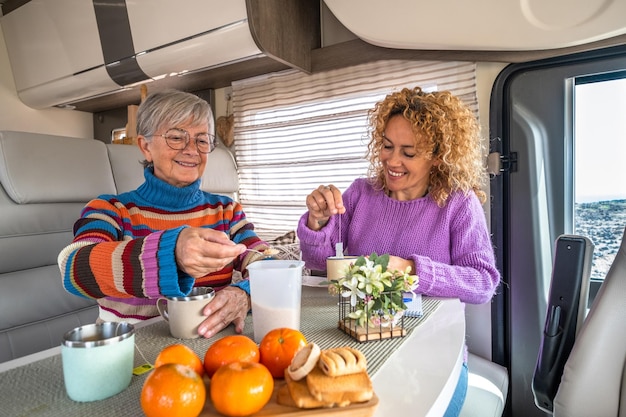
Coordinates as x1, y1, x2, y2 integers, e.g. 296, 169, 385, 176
318, 346, 367, 377
287, 342, 321, 381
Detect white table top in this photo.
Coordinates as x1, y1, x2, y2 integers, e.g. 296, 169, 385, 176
372, 297, 465, 417
0, 295, 465, 417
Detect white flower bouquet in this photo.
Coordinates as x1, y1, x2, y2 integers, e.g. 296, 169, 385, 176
327, 253, 419, 329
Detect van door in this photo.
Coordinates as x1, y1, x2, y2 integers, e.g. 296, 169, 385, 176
489, 45, 626, 417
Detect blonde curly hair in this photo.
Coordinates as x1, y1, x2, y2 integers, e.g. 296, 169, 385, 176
366, 86, 487, 206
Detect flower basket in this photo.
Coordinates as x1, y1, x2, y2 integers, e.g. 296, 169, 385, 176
327, 253, 418, 343
338, 291, 406, 342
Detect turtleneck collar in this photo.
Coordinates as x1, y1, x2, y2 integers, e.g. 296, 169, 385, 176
135, 167, 203, 209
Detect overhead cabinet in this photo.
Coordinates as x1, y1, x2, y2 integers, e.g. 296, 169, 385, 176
1, 0, 320, 110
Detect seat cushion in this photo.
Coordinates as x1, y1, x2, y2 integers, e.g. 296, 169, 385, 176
106, 144, 145, 194
0, 131, 115, 203
459, 353, 509, 417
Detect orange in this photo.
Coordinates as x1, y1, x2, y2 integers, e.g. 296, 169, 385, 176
203, 335, 260, 377
259, 328, 307, 378
154, 343, 204, 377
210, 361, 274, 416
140, 363, 206, 417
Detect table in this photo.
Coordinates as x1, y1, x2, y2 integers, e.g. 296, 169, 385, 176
372, 295, 465, 417
0, 286, 465, 417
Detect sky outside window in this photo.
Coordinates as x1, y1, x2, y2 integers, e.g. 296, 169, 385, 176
574, 78, 626, 203
574, 76, 626, 280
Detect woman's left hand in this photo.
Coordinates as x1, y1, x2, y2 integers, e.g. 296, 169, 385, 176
387, 255, 416, 275
197, 286, 250, 338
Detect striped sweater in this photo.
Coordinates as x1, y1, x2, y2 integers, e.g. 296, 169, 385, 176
58, 167, 266, 322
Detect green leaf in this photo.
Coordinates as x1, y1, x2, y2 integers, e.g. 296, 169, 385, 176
354, 256, 368, 267
376, 253, 390, 270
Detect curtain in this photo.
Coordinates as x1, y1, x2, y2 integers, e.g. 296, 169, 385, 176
231, 60, 478, 241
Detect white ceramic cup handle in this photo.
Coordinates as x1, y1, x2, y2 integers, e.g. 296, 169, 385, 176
156, 298, 169, 322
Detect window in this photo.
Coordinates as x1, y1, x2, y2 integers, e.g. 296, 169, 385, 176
573, 75, 626, 280
232, 60, 478, 240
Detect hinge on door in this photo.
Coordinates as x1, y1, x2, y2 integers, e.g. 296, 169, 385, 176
487, 152, 518, 175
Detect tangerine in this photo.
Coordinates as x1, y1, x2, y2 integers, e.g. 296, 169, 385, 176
259, 328, 307, 378
140, 363, 206, 417
154, 343, 204, 377
210, 361, 274, 416
204, 335, 259, 377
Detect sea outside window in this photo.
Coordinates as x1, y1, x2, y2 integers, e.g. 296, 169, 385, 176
573, 75, 626, 282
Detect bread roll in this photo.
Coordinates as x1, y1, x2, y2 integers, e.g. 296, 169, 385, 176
318, 346, 367, 377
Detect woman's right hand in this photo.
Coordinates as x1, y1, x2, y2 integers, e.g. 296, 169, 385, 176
175, 228, 246, 278
305, 184, 345, 231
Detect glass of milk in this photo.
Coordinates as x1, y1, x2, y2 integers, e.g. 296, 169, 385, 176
248, 259, 305, 343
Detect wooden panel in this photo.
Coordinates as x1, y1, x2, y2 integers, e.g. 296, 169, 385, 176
247, 0, 321, 73
0, 0, 30, 15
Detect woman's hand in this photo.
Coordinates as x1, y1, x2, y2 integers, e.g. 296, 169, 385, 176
198, 286, 250, 338
305, 184, 346, 230
175, 228, 247, 278
387, 255, 416, 275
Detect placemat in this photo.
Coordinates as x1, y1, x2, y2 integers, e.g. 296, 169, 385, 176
0, 287, 440, 417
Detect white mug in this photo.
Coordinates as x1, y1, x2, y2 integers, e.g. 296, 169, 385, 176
156, 287, 215, 339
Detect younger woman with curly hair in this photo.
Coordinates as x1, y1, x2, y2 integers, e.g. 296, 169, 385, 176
297, 87, 501, 416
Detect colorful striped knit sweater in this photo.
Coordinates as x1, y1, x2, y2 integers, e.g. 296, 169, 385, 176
58, 167, 266, 322
297, 178, 501, 305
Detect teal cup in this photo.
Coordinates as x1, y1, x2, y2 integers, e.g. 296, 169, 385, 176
61, 322, 135, 402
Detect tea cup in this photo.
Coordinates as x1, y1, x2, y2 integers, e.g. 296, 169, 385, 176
326, 255, 360, 280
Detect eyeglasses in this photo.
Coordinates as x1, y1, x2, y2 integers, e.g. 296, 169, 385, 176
153, 128, 216, 154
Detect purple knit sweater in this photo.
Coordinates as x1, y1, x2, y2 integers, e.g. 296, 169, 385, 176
297, 178, 500, 305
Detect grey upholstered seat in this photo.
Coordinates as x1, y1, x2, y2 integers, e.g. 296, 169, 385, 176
0, 131, 114, 362
0, 131, 240, 363
552, 226, 626, 417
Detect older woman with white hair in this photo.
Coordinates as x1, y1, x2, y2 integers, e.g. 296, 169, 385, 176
59, 89, 268, 339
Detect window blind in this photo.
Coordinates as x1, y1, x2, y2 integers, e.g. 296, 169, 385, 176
231, 60, 478, 241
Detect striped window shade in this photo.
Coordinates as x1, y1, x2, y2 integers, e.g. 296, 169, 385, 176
231, 60, 478, 241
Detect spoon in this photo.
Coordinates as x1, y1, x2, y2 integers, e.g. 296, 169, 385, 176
335, 213, 343, 258
245, 248, 279, 258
